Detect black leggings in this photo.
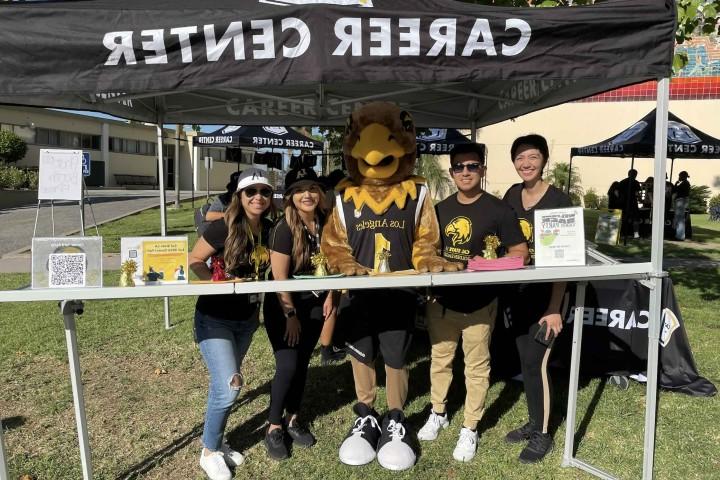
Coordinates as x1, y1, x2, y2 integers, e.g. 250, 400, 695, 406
515, 319, 555, 434
263, 293, 324, 425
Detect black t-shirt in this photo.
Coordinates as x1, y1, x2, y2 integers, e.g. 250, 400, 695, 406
433, 192, 525, 313
673, 179, 690, 199
268, 216, 322, 275
503, 183, 572, 264
195, 218, 272, 321
503, 183, 572, 321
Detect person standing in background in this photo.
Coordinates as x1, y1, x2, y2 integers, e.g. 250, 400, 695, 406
672, 171, 691, 241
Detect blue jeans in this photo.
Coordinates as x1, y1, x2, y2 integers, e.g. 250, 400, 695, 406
195, 308, 259, 451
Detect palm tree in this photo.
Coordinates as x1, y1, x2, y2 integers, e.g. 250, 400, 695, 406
415, 154, 453, 200
547, 161, 583, 206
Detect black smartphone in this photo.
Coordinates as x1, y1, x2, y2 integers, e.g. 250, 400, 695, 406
534, 322, 556, 348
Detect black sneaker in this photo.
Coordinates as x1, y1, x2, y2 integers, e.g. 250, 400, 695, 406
376, 409, 416, 471
286, 420, 316, 447
519, 431, 554, 464
321, 345, 346, 366
264, 427, 289, 460
505, 422, 534, 444
338, 403, 381, 466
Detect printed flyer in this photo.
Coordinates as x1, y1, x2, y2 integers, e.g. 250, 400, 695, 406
534, 207, 585, 267
31, 237, 103, 289
120, 237, 189, 285
594, 209, 622, 246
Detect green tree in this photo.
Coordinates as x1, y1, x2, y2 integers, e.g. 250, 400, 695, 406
0, 130, 27, 164
415, 154, 453, 199
689, 184, 711, 213
547, 161, 583, 206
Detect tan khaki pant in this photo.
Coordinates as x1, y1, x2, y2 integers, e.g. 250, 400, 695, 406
427, 299, 496, 430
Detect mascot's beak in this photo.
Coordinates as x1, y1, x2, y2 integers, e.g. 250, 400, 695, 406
351, 123, 405, 179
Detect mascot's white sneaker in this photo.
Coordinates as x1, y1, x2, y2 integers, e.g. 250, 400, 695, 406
339, 403, 382, 466
376, 409, 416, 471
417, 410, 449, 441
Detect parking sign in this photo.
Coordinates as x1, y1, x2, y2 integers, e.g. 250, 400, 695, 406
82, 152, 91, 177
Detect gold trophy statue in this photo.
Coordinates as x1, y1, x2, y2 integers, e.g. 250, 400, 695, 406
311, 252, 329, 277
376, 248, 392, 273
482, 235, 501, 260
119, 259, 138, 287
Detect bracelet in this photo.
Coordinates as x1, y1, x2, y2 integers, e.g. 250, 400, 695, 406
284, 308, 297, 319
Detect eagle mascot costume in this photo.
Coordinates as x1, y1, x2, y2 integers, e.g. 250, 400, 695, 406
321, 102, 461, 471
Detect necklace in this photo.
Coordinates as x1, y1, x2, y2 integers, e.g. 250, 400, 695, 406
245, 223, 268, 280
302, 218, 320, 255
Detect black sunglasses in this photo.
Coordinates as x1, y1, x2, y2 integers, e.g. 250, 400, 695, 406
451, 162, 483, 173
243, 187, 272, 198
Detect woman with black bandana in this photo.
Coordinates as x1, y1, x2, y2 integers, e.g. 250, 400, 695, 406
503, 134, 572, 464
263, 167, 338, 460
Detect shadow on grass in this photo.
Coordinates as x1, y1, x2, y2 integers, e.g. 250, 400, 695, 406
1, 415, 26, 431
669, 266, 720, 302
114, 380, 272, 480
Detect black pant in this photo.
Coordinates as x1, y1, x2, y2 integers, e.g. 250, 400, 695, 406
511, 283, 556, 434
263, 292, 324, 425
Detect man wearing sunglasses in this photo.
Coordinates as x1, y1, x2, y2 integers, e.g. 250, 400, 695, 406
418, 143, 528, 462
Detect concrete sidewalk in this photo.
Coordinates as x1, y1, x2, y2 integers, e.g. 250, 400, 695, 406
0, 189, 212, 258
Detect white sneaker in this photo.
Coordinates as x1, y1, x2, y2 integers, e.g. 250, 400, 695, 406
452, 427, 478, 462
199, 450, 232, 480
417, 410, 449, 441
220, 442, 244, 467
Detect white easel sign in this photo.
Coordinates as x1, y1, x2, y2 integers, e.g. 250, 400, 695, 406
38, 149, 83, 201
534, 206, 586, 267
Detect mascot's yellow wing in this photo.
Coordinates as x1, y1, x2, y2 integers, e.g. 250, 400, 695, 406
412, 192, 461, 273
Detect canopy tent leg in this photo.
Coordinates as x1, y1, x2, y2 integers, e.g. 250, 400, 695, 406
669, 157, 675, 183
174, 124, 181, 209
567, 157, 574, 195
631, 155, 635, 170
61, 300, 93, 480
642, 76, 671, 480
156, 108, 173, 331
0, 418, 8, 480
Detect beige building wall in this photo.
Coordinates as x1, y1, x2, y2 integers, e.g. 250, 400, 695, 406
471, 100, 720, 202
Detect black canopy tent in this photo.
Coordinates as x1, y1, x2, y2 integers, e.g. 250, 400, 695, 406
569, 109, 720, 184
193, 125, 322, 149
0, 1, 677, 479
416, 128, 475, 155
194, 124, 323, 170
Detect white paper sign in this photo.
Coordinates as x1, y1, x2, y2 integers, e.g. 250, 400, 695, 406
534, 206, 586, 267
31, 237, 103, 289
38, 149, 83, 200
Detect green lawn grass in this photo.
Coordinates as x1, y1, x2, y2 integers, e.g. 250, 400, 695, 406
1, 268, 718, 479
584, 211, 720, 261
95, 200, 199, 253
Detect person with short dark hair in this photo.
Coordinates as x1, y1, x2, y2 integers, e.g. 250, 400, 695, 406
617, 169, 641, 239
206, 170, 243, 221
418, 142, 528, 462
673, 171, 691, 240
503, 134, 572, 464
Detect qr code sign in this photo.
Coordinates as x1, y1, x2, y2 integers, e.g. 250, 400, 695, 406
49, 253, 86, 288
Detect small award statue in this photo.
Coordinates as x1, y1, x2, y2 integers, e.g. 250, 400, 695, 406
482, 235, 501, 260
311, 252, 329, 277
377, 248, 392, 273
120, 259, 138, 287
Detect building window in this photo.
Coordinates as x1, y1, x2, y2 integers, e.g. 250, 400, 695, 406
36, 127, 49, 145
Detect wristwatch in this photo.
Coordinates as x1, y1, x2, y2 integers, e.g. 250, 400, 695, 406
284, 308, 297, 319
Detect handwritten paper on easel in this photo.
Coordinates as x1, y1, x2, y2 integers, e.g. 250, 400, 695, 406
38, 149, 83, 200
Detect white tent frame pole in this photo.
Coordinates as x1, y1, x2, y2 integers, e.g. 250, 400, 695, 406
642, 76, 670, 480
156, 107, 172, 331
0, 418, 8, 480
